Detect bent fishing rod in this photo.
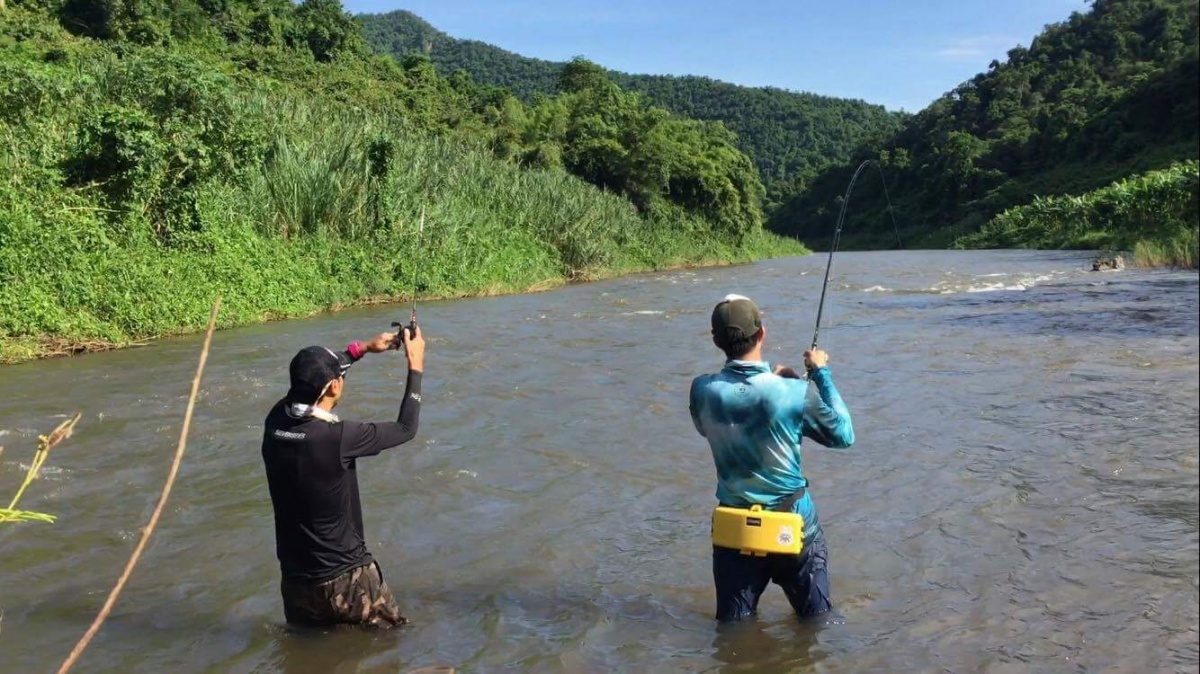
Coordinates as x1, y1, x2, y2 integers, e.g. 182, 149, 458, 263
392, 205, 426, 346
809, 159, 901, 352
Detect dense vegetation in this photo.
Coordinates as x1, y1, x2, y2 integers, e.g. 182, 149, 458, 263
358, 10, 905, 211
5, 0, 1193, 366
482, 57, 767, 238
771, 0, 1199, 252
0, 1, 804, 364
956, 160, 1198, 268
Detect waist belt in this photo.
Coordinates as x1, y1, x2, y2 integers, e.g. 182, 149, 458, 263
712, 487, 808, 557
771, 487, 807, 513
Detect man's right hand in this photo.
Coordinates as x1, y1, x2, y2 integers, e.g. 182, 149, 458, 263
803, 348, 829, 371
402, 324, 426, 372
365, 332, 399, 354
773, 365, 803, 379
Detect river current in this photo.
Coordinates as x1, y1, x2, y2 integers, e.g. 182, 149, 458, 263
1, 250, 1196, 673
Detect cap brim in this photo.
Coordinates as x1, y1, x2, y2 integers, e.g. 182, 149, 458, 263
336, 351, 353, 377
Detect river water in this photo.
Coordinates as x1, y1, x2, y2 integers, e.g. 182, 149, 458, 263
1, 250, 1197, 674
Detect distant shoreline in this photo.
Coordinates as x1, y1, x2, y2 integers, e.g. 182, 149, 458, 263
0, 249, 800, 367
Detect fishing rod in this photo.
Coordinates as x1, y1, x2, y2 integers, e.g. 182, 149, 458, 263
809, 159, 901, 351
392, 205, 426, 346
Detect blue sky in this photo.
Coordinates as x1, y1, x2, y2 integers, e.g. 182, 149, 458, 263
344, 0, 1090, 112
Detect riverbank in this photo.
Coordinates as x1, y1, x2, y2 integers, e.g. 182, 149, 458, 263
0, 228, 806, 366
953, 160, 1199, 269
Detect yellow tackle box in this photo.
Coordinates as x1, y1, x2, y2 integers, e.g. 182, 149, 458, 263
712, 504, 804, 556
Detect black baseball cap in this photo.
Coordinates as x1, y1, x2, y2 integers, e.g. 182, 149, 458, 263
287, 346, 353, 403
711, 294, 762, 349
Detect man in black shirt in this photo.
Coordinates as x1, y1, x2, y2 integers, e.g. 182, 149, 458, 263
261, 326, 425, 628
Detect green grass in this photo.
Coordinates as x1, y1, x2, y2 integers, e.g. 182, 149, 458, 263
1131, 228, 1198, 268
954, 160, 1199, 269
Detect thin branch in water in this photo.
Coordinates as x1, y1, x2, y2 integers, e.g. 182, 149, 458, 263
56, 296, 222, 674
0, 413, 82, 524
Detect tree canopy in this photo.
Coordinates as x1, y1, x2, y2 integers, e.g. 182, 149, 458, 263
769, 0, 1200, 249
4, 0, 767, 236
357, 9, 904, 212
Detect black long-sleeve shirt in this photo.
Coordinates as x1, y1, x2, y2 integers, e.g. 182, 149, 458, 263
261, 369, 422, 582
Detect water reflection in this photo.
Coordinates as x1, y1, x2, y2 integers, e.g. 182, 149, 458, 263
708, 617, 825, 673
269, 624, 403, 674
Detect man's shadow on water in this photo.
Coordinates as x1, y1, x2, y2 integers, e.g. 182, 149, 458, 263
266, 621, 449, 674
257, 576, 594, 674
709, 612, 832, 673
401, 576, 836, 673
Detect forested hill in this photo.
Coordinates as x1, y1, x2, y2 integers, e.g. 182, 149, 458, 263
770, 0, 1200, 249
358, 10, 905, 210
1, 0, 805, 364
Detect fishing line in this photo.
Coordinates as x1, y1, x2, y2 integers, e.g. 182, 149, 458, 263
392, 205, 426, 344
810, 159, 901, 351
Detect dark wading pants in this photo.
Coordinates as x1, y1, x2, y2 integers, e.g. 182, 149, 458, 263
713, 532, 831, 622
281, 561, 407, 629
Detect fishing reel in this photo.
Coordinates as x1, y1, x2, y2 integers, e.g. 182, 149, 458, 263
390, 320, 418, 348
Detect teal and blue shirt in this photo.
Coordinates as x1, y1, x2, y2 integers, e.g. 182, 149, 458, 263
689, 360, 855, 541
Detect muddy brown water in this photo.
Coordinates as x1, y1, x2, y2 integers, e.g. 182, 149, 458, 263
1, 250, 1197, 673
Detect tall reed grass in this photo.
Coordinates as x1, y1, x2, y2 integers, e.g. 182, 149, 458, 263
0, 414, 81, 524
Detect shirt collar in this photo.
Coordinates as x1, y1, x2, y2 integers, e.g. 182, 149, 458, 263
723, 359, 771, 376
286, 403, 340, 423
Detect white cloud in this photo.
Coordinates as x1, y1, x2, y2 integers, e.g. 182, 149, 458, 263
935, 35, 1021, 62
451, 3, 669, 28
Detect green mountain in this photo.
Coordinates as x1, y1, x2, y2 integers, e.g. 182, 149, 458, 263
358, 10, 905, 211
771, 0, 1200, 250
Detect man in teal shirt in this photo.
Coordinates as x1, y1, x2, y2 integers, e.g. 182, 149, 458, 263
689, 294, 855, 621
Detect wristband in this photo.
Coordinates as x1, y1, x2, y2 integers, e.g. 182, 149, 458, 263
347, 341, 365, 360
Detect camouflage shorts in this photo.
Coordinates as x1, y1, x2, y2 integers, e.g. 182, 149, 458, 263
281, 561, 408, 629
